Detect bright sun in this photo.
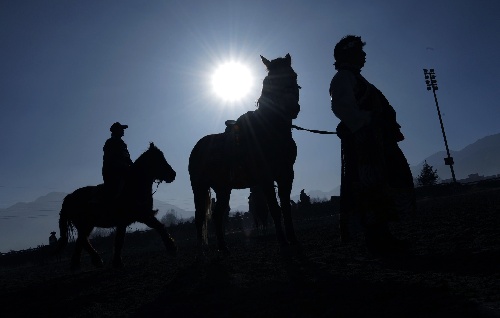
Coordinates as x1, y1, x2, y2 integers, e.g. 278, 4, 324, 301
212, 62, 253, 102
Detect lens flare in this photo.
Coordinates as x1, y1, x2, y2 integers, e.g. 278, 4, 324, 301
212, 62, 253, 102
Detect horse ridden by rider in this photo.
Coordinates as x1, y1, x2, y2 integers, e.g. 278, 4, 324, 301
56, 142, 177, 270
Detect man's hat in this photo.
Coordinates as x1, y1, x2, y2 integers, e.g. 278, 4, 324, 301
50, 231, 56, 235
110, 122, 128, 132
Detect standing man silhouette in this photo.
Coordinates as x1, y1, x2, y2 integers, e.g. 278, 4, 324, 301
49, 231, 57, 246
102, 122, 133, 199
329, 35, 415, 256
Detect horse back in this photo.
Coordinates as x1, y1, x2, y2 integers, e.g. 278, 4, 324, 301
189, 133, 227, 174
63, 185, 99, 207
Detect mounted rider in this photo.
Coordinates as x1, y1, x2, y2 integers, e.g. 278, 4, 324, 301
102, 122, 133, 199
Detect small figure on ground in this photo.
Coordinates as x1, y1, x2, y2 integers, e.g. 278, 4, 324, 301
248, 186, 269, 232
49, 231, 57, 246
299, 189, 311, 209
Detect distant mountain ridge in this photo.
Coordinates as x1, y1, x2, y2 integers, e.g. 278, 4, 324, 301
296, 133, 500, 203
410, 133, 500, 181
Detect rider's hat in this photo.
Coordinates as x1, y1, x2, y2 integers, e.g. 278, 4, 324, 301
110, 122, 128, 132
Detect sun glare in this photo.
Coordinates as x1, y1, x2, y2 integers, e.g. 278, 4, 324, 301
212, 62, 253, 102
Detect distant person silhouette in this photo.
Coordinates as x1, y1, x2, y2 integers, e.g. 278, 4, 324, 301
102, 122, 133, 199
248, 186, 269, 231
329, 35, 415, 256
49, 231, 57, 246
299, 189, 311, 206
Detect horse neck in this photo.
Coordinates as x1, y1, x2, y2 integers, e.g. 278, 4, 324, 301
126, 159, 154, 200
256, 98, 293, 132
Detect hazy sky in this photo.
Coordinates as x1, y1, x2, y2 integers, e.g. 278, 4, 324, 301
1, 0, 500, 215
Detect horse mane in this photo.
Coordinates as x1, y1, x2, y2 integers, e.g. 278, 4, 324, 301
256, 53, 299, 121
133, 142, 161, 167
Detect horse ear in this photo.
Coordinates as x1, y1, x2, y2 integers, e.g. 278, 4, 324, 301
261, 55, 271, 68
285, 53, 291, 65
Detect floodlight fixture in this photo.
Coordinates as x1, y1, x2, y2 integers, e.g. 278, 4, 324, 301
422, 68, 457, 183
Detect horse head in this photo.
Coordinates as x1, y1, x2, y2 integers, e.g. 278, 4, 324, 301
135, 143, 176, 183
259, 53, 301, 121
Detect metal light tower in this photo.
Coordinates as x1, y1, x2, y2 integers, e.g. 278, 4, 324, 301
423, 68, 457, 183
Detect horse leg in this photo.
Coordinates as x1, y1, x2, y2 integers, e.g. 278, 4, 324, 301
112, 226, 126, 268
277, 182, 298, 245
142, 216, 177, 256
263, 185, 287, 246
85, 239, 104, 268
213, 189, 231, 255
81, 227, 103, 268
70, 227, 102, 270
70, 235, 84, 270
194, 186, 210, 252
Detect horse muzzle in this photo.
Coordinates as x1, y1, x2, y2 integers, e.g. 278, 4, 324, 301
290, 102, 300, 119
162, 171, 176, 183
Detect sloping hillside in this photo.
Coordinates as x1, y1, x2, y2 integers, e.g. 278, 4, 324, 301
411, 133, 500, 180
1, 186, 499, 317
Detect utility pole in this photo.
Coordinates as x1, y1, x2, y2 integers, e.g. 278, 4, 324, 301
423, 68, 457, 183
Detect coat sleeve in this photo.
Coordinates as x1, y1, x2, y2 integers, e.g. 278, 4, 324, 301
330, 70, 372, 133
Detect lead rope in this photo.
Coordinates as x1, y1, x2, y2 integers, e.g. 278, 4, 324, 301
292, 124, 337, 135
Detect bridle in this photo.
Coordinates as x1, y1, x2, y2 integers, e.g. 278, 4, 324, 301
152, 180, 161, 195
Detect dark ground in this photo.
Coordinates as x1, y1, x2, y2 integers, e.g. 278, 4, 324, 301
1, 186, 499, 317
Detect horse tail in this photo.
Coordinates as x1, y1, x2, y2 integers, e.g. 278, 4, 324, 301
55, 195, 73, 254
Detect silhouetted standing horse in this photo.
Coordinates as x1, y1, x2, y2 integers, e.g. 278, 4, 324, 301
189, 54, 301, 254
57, 143, 177, 269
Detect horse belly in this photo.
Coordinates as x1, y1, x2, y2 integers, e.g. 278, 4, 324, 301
230, 167, 253, 189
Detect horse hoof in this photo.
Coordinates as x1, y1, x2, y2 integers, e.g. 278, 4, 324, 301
340, 235, 351, 244
112, 255, 123, 268
92, 257, 104, 268
278, 244, 293, 259
217, 246, 231, 256
168, 247, 178, 257
165, 239, 178, 256
292, 243, 304, 256
289, 238, 300, 246
196, 244, 210, 261
112, 260, 124, 269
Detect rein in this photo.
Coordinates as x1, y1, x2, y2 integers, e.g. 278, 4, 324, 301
292, 124, 337, 135
152, 180, 161, 195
